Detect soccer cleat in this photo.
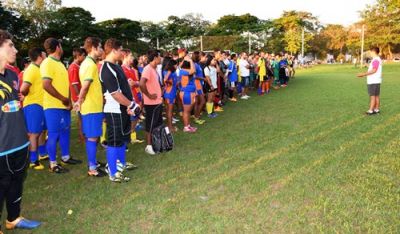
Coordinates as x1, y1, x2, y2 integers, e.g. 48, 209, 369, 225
124, 161, 138, 170
214, 107, 224, 112
229, 97, 237, 102
131, 139, 144, 144
109, 172, 130, 183
183, 126, 197, 133
145, 145, 156, 155
29, 161, 44, 170
6, 217, 41, 230
96, 161, 106, 169
172, 117, 179, 122
49, 164, 69, 173
194, 118, 205, 125
61, 157, 82, 165
88, 169, 107, 177
240, 96, 249, 100
208, 113, 218, 118
38, 154, 49, 161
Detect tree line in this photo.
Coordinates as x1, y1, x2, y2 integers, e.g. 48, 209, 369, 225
1, 0, 399, 64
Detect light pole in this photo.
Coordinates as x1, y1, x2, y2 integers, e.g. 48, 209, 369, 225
301, 27, 305, 58
360, 24, 365, 67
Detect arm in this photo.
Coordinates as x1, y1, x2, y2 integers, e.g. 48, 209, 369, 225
164, 71, 172, 85
357, 68, 378, 78
43, 79, 70, 106
73, 80, 91, 111
71, 83, 80, 98
139, 77, 157, 100
20, 82, 31, 96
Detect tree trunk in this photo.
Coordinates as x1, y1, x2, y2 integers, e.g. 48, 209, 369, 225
388, 44, 393, 60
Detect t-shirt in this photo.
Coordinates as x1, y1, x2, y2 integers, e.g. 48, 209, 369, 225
40, 56, 69, 110
228, 60, 238, 82
257, 58, 267, 78
68, 62, 81, 103
141, 64, 162, 105
163, 70, 178, 94
23, 63, 43, 107
179, 69, 196, 92
79, 56, 103, 115
367, 57, 382, 85
204, 66, 218, 88
100, 61, 133, 114
239, 59, 250, 77
0, 69, 29, 156
122, 64, 141, 99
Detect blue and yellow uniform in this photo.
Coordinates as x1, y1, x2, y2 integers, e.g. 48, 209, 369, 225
163, 70, 178, 105
179, 69, 196, 105
194, 63, 204, 95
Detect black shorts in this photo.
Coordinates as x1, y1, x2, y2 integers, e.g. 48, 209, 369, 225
368, 84, 380, 96
144, 104, 163, 132
105, 112, 131, 147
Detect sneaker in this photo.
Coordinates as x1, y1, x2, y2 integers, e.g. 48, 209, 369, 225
124, 161, 138, 170
88, 169, 107, 177
139, 114, 145, 120
183, 126, 197, 133
240, 96, 249, 100
229, 97, 237, 102
125, 145, 129, 152
366, 110, 375, 115
109, 172, 130, 183
189, 125, 198, 131
38, 154, 49, 161
135, 124, 144, 132
244, 95, 251, 98
29, 161, 44, 170
131, 139, 144, 144
145, 145, 156, 155
61, 157, 83, 165
194, 118, 205, 125
49, 164, 69, 173
208, 113, 218, 118
172, 117, 179, 122
96, 161, 106, 169
373, 109, 380, 114
6, 217, 41, 230
214, 107, 224, 112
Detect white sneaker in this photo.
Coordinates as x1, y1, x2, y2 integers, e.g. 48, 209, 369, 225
145, 145, 156, 155
241, 96, 249, 100
172, 117, 179, 122
244, 95, 250, 98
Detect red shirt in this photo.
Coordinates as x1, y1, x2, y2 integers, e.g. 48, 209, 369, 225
121, 65, 141, 103
6, 64, 21, 76
68, 62, 81, 102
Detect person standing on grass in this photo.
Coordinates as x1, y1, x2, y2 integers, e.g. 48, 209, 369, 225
192, 51, 206, 125
74, 37, 107, 177
100, 38, 141, 182
239, 52, 251, 100
20, 48, 47, 170
139, 50, 163, 155
357, 47, 383, 115
0, 29, 41, 232
162, 57, 179, 132
41, 38, 82, 173
68, 48, 86, 143
179, 56, 198, 133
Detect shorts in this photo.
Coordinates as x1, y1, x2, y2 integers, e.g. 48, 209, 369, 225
82, 112, 104, 138
24, 104, 46, 134
368, 84, 381, 96
44, 108, 71, 133
105, 112, 130, 147
229, 81, 237, 89
195, 80, 203, 95
241, 76, 250, 87
180, 91, 196, 105
144, 104, 163, 132
196, 89, 204, 95
164, 91, 177, 105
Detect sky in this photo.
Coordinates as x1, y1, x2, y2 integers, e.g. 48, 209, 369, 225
62, 0, 376, 26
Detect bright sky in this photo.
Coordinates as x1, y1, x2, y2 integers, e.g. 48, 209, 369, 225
62, 0, 376, 26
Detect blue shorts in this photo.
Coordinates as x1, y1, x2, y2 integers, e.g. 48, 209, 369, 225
241, 76, 250, 87
164, 91, 177, 105
196, 89, 204, 95
130, 115, 139, 121
82, 112, 104, 138
180, 91, 196, 105
44, 109, 71, 133
24, 104, 46, 134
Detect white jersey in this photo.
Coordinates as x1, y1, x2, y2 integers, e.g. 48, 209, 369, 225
367, 57, 382, 84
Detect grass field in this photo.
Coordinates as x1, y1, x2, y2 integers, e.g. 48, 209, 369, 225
10, 64, 400, 233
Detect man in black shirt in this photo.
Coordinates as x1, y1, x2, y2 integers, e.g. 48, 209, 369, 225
100, 38, 140, 183
0, 30, 40, 232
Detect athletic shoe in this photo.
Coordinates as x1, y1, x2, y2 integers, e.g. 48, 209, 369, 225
194, 118, 205, 125
125, 145, 129, 152
88, 169, 107, 177
208, 113, 218, 118
366, 110, 375, 115
38, 154, 49, 161
162, 116, 167, 121
49, 164, 69, 173
214, 106, 224, 112
172, 117, 179, 122
29, 161, 44, 170
109, 172, 130, 183
139, 114, 145, 120
124, 161, 138, 170
373, 109, 380, 114
145, 145, 156, 155
61, 157, 82, 165
135, 124, 144, 132
6, 217, 41, 230
244, 95, 251, 98
229, 97, 237, 102
183, 126, 197, 133
240, 96, 249, 100
131, 139, 144, 144
96, 161, 106, 169
189, 125, 198, 131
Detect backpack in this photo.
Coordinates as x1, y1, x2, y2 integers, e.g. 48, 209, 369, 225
150, 105, 174, 153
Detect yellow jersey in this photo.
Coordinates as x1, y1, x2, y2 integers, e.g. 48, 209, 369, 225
79, 56, 103, 114
23, 63, 43, 107
257, 58, 267, 81
40, 56, 69, 110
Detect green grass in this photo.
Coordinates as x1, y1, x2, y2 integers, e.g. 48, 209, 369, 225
12, 64, 400, 233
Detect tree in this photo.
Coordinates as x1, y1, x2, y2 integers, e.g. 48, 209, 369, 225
208, 14, 263, 35
97, 18, 142, 48
320, 24, 347, 54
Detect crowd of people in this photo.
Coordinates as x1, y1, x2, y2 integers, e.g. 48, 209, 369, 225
0, 29, 297, 231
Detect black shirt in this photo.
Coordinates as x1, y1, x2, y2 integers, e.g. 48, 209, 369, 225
0, 69, 29, 156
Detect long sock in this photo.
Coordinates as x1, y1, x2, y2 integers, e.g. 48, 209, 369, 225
117, 144, 126, 166
130, 131, 136, 142
100, 121, 107, 143
206, 103, 212, 114
106, 146, 119, 177
258, 87, 262, 95
228, 89, 233, 99
38, 144, 47, 156
47, 132, 59, 163
30, 151, 38, 163
86, 140, 98, 170
59, 128, 70, 161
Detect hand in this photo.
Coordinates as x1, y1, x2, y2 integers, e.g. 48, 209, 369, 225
62, 97, 70, 107
128, 102, 141, 116
73, 101, 81, 112
128, 79, 135, 87
148, 93, 157, 100
357, 73, 364, 78
184, 55, 192, 62
18, 93, 25, 102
